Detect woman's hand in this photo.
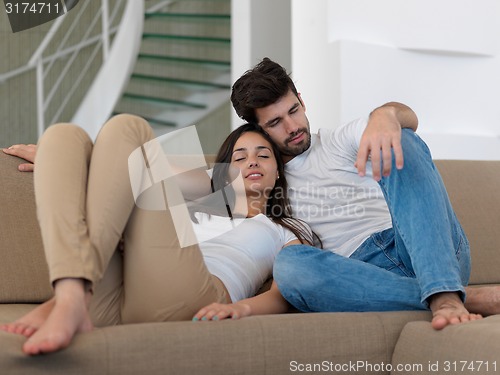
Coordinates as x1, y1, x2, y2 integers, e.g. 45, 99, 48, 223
193, 302, 251, 321
2, 144, 37, 172
193, 281, 290, 321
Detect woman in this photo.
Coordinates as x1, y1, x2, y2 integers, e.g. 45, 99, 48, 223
0, 115, 314, 355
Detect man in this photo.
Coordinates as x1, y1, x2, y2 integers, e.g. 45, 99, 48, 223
230, 57, 498, 330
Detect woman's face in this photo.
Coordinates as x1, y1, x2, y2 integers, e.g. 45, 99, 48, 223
229, 131, 279, 198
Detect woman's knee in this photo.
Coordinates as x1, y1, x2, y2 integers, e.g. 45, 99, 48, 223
42, 123, 89, 142
38, 123, 92, 156
98, 114, 153, 145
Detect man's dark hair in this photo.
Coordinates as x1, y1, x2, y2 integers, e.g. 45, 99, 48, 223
231, 57, 299, 124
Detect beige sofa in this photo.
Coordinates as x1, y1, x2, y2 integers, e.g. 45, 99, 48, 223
1, 151, 499, 375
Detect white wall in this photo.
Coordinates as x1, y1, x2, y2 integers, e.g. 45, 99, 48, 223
291, 0, 500, 160
232, 0, 500, 159
231, 0, 291, 128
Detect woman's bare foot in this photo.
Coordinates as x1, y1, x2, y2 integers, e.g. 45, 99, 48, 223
465, 286, 500, 316
429, 292, 482, 330
11, 278, 93, 355
0, 298, 56, 338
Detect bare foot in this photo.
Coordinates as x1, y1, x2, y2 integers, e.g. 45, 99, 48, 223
429, 292, 482, 330
21, 279, 93, 355
465, 286, 500, 316
0, 298, 56, 338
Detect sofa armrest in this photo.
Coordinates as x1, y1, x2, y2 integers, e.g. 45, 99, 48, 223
0, 152, 52, 303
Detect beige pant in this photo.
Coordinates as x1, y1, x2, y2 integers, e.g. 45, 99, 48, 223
34, 114, 228, 326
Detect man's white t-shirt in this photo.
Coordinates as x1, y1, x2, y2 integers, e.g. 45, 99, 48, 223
192, 212, 298, 302
285, 118, 393, 257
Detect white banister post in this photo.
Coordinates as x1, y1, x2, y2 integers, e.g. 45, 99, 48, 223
101, 0, 110, 60
36, 59, 45, 138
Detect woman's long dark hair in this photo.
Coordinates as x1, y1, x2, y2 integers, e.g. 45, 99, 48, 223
208, 123, 320, 246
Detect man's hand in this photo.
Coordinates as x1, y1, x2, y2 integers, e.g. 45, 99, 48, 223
355, 102, 418, 181
2, 144, 37, 172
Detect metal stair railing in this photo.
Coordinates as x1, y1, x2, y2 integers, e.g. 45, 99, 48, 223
72, 0, 144, 139
0, 0, 145, 140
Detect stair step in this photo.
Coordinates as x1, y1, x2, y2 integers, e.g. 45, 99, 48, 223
139, 116, 177, 127
142, 33, 231, 44
143, 22, 230, 41
125, 76, 192, 100
133, 58, 229, 86
145, 12, 230, 20
115, 97, 181, 121
113, 112, 177, 127
122, 93, 207, 109
166, 0, 231, 15
140, 39, 230, 62
138, 54, 230, 68
131, 73, 231, 90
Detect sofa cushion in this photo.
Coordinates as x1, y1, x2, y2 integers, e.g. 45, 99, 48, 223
435, 160, 500, 285
0, 153, 52, 303
391, 314, 500, 375
0, 308, 430, 375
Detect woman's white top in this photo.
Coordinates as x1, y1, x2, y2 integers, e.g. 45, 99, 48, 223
192, 212, 297, 302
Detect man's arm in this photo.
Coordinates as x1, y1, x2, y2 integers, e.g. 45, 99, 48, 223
355, 102, 418, 181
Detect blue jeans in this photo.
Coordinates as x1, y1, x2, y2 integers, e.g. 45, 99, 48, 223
274, 129, 470, 312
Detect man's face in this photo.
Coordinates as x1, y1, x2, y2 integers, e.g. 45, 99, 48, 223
255, 90, 311, 163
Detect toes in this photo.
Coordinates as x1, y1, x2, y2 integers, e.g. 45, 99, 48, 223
15, 323, 37, 337
22, 326, 38, 338
1, 322, 39, 337
431, 316, 448, 330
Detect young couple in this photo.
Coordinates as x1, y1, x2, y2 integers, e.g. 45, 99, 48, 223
2, 58, 499, 356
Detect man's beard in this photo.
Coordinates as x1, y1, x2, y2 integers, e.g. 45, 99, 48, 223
280, 127, 311, 157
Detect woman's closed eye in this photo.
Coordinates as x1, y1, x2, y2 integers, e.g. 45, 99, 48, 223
233, 155, 246, 162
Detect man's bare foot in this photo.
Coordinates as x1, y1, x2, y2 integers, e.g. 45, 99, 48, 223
0, 298, 56, 338
18, 279, 93, 355
465, 286, 500, 316
429, 292, 482, 330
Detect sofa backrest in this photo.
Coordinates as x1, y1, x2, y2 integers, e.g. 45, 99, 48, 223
434, 160, 500, 285
0, 154, 498, 304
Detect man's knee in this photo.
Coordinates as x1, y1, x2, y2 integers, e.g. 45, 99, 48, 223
400, 129, 433, 163
274, 245, 317, 285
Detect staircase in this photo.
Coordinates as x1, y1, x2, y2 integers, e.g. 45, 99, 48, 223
114, 0, 232, 137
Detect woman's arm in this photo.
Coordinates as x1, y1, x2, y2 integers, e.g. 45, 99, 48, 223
193, 280, 290, 321
2, 144, 37, 172
193, 239, 304, 321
